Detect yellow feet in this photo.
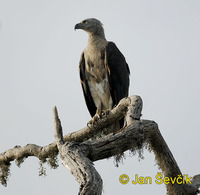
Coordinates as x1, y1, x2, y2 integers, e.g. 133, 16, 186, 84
87, 109, 111, 126
87, 113, 100, 126
100, 109, 110, 116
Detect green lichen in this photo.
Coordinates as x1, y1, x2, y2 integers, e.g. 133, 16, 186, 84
39, 161, 47, 177
114, 153, 126, 167
38, 152, 59, 177
47, 152, 59, 169
15, 156, 27, 167
0, 162, 11, 187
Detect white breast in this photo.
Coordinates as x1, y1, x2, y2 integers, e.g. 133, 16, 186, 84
88, 78, 113, 110
84, 37, 113, 111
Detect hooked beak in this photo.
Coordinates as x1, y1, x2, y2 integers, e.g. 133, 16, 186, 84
74, 23, 82, 30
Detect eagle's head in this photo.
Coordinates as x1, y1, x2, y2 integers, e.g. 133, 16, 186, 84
75, 18, 105, 37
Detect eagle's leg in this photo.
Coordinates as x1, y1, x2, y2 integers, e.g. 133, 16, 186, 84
87, 113, 100, 126
88, 104, 102, 126
99, 96, 112, 117
87, 109, 111, 127
93, 108, 101, 120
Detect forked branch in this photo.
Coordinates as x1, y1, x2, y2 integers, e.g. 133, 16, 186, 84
0, 95, 199, 194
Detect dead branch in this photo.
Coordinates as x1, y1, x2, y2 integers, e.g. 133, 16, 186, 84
0, 95, 199, 194
54, 106, 102, 195
0, 96, 140, 166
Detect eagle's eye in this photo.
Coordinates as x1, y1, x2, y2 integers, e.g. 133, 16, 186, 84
82, 20, 88, 25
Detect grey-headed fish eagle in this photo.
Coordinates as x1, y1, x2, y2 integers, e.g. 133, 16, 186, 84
75, 18, 130, 127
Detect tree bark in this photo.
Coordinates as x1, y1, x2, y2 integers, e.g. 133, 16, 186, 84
0, 95, 199, 194
54, 107, 102, 195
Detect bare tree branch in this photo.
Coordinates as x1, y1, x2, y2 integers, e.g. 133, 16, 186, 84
54, 106, 103, 195
0, 96, 141, 166
0, 95, 199, 194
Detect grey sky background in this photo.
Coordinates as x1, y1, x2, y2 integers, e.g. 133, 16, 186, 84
0, 0, 200, 194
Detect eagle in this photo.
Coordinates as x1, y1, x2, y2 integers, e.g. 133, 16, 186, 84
75, 18, 130, 127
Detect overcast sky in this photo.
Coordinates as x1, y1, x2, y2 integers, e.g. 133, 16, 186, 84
0, 0, 200, 194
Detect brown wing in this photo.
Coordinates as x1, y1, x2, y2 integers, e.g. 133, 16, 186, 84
79, 52, 97, 117
105, 42, 130, 106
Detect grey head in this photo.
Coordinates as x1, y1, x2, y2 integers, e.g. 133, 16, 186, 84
75, 18, 105, 37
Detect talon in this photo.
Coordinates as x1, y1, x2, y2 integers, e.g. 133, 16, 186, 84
100, 109, 110, 117
100, 111, 105, 116
105, 110, 110, 115
87, 113, 100, 126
